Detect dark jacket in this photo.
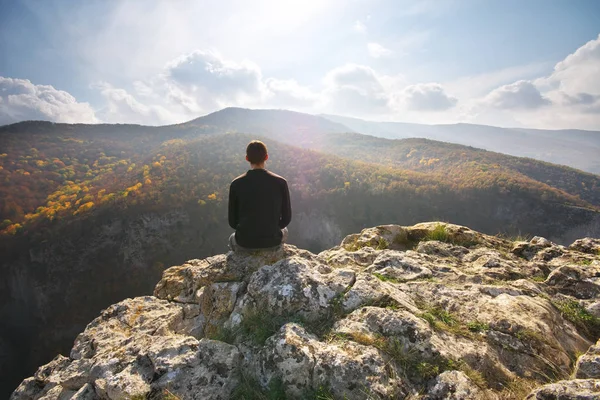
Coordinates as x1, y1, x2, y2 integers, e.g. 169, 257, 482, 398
228, 169, 292, 248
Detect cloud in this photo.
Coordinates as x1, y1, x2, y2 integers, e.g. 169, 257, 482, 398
264, 78, 319, 107
0, 77, 97, 125
322, 64, 390, 114
485, 80, 550, 110
87, 50, 271, 125
93, 82, 177, 125
165, 50, 263, 98
543, 33, 600, 95
353, 20, 367, 33
399, 83, 457, 111
367, 42, 393, 58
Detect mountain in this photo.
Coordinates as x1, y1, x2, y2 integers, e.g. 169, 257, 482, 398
1, 108, 600, 395
178, 107, 355, 142
11, 222, 600, 399
321, 114, 600, 175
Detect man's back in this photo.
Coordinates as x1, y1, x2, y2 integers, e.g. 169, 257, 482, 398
228, 169, 291, 248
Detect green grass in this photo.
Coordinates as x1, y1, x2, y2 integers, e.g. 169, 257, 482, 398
230, 374, 286, 400
313, 386, 337, 400
376, 237, 389, 250
510, 234, 532, 242
207, 325, 238, 344
423, 224, 451, 243
553, 299, 600, 340
421, 223, 479, 247
232, 309, 303, 345
344, 236, 390, 252
419, 306, 483, 340
514, 328, 547, 346
467, 321, 490, 332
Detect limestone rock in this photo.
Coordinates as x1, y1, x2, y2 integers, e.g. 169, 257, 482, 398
12, 223, 600, 400
526, 379, 600, 399
546, 264, 600, 299
570, 238, 600, 255
257, 323, 406, 399
575, 339, 600, 379
364, 250, 433, 282
424, 371, 485, 400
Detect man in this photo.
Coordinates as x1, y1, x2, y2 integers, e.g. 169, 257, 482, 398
228, 140, 291, 252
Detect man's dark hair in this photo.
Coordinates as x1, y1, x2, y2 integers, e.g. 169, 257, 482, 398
246, 140, 268, 164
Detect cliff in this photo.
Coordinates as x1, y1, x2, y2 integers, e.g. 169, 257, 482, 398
11, 222, 600, 399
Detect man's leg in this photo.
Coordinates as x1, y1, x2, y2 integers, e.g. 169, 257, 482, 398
281, 227, 288, 244
228, 232, 237, 251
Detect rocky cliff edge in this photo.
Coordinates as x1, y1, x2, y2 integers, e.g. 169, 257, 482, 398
11, 222, 600, 399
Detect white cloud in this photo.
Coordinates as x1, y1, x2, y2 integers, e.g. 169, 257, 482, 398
264, 78, 319, 107
399, 83, 457, 111
542, 33, 600, 95
0, 77, 97, 125
367, 42, 393, 58
485, 80, 550, 110
465, 35, 600, 129
165, 50, 263, 98
445, 62, 552, 99
93, 82, 177, 125
88, 50, 271, 125
322, 64, 390, 114
353, 20, 367, 33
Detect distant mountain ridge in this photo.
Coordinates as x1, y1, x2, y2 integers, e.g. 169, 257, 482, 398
320, 113, 600, 175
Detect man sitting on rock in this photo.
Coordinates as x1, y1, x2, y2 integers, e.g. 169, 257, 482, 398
228, 140, 292, 252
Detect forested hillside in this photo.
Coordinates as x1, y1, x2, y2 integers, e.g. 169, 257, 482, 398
322, 114, 600, 174
1, 110, 600, 394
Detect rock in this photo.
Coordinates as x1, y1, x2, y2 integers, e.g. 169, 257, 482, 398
341, 273, 418, 314
10, 378, 44, 400
244, 256, 355, 321
257, 323, 406, 399
424, 370, 484, 400
154, 246, 315, 302
586, 302, 600, 318
12, 222, 600, 400
575, 339, 600, 379
526, 379, 600, 399
318, 246, 379, 271
416, 241, 470, 259
340, 224, 410, 251
333, 307, 438, 359
152, 339, 240, 400
570, 238, 600, 255
511, 236, 561, 261
71, 384, 96, 400
364, 250, 433, 282
546, 265, 600, 299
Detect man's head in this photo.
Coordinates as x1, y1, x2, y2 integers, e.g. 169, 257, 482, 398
246, 140, 268, 166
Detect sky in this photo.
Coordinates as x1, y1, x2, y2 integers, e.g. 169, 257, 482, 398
0, 0, 599, 129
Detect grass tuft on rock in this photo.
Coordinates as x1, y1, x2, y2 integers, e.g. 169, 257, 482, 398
467, 320, 490, 332
231, 373, 286, 400
553, 299, 600, 340
419, 306, 485, 340
230, 309, 303, 345
424, 224, 451, 243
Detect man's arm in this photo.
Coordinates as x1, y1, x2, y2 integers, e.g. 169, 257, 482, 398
279, 180, 292, 228
228, 183, 238, 229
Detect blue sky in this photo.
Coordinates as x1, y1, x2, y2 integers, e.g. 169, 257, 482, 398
1, 0, 599, 129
